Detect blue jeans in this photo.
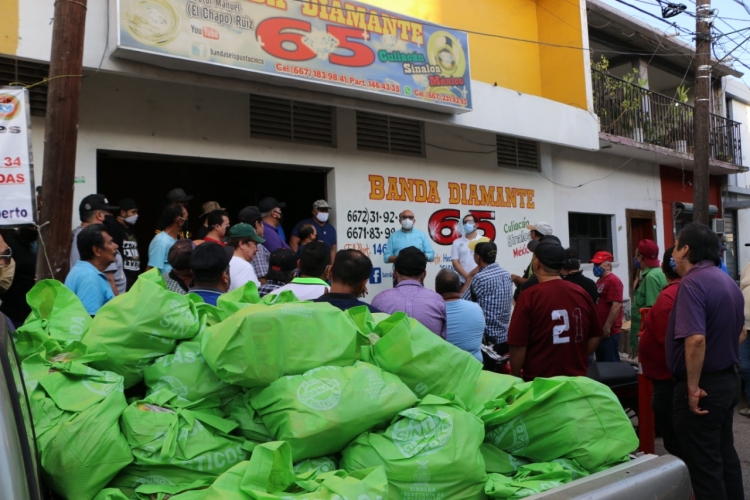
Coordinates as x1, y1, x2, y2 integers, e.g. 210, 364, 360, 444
739, 338, 750, 402
595, 333, 620, 362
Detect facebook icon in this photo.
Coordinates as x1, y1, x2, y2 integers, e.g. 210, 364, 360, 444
370, 267, 382, 284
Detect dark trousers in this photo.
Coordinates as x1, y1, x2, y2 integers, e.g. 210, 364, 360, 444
673, 370, 744, 500
595, 333, 620, 362
651, 378, 682, 458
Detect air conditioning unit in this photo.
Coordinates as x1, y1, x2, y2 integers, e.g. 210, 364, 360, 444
712, 218, 726, 234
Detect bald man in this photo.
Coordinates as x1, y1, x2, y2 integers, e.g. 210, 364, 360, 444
383, 209, 436, 287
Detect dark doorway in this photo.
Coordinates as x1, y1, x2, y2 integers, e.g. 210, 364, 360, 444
626, 209, 656, 289
97, 151, 329, 267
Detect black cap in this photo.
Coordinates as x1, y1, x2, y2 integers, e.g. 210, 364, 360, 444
527, 234, 561, 251
238, 206, 263, 224
80, 194, 119, 213
258, 197, 286, 214
534, 239, 565, 270
269, 248, 297, 272
167, 188, 194, 203
475, 241, 498, 264
395, 246, 427, 276
118, 198, 138, 212
190, 242, 232, 281
168, 239, 195, 271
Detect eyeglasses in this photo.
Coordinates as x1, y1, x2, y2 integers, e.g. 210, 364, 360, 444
400, 215, 414, 220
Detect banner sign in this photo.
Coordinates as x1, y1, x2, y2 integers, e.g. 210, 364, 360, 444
0, 88, 36, 227
115, 0, 472, 112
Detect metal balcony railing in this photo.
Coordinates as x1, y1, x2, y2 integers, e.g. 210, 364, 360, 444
592, 68, 743, 166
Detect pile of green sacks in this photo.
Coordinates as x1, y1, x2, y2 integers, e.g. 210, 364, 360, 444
11, 270, 639, 500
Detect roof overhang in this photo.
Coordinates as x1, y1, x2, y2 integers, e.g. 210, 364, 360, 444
599, 133, 748, 175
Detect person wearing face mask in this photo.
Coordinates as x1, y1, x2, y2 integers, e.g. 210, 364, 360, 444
639, 246, 682, 458
291, 200, 337, 263
0, 228, 37, 327
666, 223, 745, 500
451, 214, 483, 284
631, 239, 668, 356
383, 210, 436, 287
590, 251, 624, 362
71, 194, 122, 296
259, 197, 291, 253
314, 249, 382, 313
104, 198, 141, 291
148, 204, 187, 274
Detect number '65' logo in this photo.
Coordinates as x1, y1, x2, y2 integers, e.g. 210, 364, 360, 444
427, 209, 496, 246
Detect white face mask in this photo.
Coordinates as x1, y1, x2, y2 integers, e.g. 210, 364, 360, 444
124, 215, 139, 225
401, 219, 414, 230
317, 212, 329, 223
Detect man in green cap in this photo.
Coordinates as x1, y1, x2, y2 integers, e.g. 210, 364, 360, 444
226, 223, 265, 291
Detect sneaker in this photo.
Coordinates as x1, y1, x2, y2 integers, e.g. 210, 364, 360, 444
739, 407, 750, 417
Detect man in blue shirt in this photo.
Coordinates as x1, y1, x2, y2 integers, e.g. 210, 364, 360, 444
383, 210, 436, 287
290, 199, 337, 263
148, 204, 186, 274
189, 242, 232, 306
65, 224, 118, 315
436, 268, 485, 361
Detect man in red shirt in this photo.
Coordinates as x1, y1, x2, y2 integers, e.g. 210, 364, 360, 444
639, 246, 682, 458
508, 240, 602, 380
590, 251, 624, 362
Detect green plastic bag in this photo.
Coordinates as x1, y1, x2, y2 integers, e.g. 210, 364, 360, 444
13, 279, 92, 360
341, 394, 487, 500
252, 362, 417, 461
107, 464, 216, 499
470, 371, 523, 418
360, 313, 483, 406
480, 443, 530, 475
83, 269, 203, 388
293, 457, 339, 478
21, 342, 134, 500
216, 281, 262, 318
95, 476, 214, 500
201, 302, 362, 388
186, 441, 388, 500
482, 377, 638, 471
222, 391, 275, 443
485, 463, 572, 499
144, 332, 240, 404
120, 390, 252, 481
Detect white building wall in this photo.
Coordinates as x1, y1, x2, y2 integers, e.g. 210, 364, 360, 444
549, 145, 665, 301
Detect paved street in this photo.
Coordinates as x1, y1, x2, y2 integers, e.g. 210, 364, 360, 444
655, 397, 750, 494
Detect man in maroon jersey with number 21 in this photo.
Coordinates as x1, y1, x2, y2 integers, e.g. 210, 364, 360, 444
508, 239, 603, 381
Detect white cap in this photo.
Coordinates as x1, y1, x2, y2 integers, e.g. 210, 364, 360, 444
527, 221, 553, 236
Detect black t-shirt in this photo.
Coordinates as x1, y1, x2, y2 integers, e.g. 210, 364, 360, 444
194, 225, 210, 241
0, 230, 37, 326
313, 293, 382, 313
563, 271, 600, 304
514, 274, 538, 301
104, 217, 141, 290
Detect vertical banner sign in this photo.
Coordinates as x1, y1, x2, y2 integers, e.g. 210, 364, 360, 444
0, 88, 35, 227
115, 0, 472, 112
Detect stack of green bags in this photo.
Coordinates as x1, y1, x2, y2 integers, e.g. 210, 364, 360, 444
12, 274, 639, 500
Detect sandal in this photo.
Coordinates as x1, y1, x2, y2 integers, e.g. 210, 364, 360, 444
740, 407, 750, 417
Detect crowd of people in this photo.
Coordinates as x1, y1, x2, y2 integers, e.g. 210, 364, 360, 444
0, 186, 746, 498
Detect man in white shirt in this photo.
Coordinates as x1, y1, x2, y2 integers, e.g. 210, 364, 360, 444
226, 223, 265, 291
451, 214, 485, 283
271, 241, 331, 300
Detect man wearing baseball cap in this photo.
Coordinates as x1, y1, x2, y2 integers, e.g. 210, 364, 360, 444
508, 239, 602, 380
189, 242, 232, 306
258, 248, 297, 297
290, 200, 337, 263
226, 223, 265, 291
70, 194, 123, 296
259, 197, 290, 253
461, 240, 513, 353
239, 206, 271, 282
631, 239, 667, 356
104, 197, 141, 291
591, 250, 624, 362
511, 221, 554, 289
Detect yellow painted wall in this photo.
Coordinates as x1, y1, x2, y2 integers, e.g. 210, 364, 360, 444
0, 0, 19, 55
361, 0, 588, 110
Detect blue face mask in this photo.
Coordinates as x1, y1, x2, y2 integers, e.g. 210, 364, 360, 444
633, 256, 641, 269
670, 257, 676, 272
593, 264, 605, 278
463, 223, 476, 234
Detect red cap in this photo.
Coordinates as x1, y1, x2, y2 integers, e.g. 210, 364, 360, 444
590, 251, 614, 264
637, 239, 660, 267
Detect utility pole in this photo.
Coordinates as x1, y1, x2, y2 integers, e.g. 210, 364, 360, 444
693, 0, 711, 225
36, 0, 88, 281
